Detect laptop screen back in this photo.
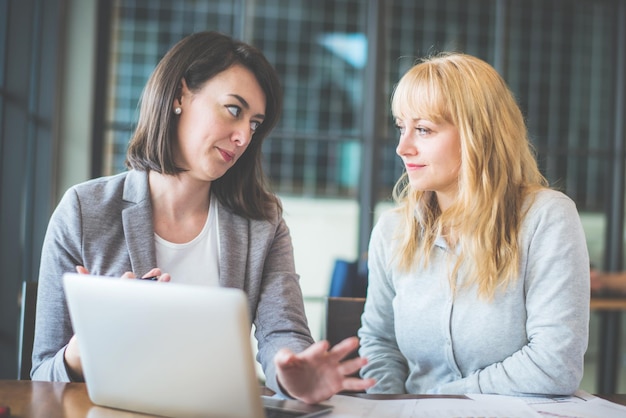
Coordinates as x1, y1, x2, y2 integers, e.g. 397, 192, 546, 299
63, 273, 264, 418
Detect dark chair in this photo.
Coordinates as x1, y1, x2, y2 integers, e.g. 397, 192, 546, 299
17, 281, 38, 380
325, 297, 366, 385
328, 259, 368, 298
325, 296, 366, 357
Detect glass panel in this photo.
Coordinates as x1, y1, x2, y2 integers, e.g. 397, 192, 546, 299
101, 0, 620, 223
505, 0, 615, 212
251, 0, 367, 198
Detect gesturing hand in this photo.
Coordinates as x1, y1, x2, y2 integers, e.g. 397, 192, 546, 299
274, 336, 375, 404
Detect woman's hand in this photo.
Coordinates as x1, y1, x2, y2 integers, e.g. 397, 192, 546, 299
120, 267, 171, 282
63, 334, 84, 381
274, 336, 376, 404
65, 265, 171, 380
75, 265, 171, 282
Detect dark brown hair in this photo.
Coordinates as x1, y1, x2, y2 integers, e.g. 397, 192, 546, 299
126, 31, 283, 220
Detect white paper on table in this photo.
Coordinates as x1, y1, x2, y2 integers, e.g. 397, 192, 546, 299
324, 394, 542, 417
468, 390, 626, 418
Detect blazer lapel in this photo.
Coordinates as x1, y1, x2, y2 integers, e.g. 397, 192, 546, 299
121, 170, 157, 277
217, 200, 249, 290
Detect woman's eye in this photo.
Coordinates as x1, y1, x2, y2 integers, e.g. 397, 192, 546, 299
250, 121, 261, 132
226, 105, 241, 117
395, 124, 406, 135
417, 127, 431, 135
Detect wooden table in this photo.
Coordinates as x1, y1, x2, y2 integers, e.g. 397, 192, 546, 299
0, 380, 156, 417
591, 297, 626, 311
1, 380, 625, 418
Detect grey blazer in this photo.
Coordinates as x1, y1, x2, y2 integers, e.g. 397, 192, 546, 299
31, 170, 314, 393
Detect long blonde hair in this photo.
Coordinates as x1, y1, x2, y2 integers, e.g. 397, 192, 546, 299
391, 52, 548, 299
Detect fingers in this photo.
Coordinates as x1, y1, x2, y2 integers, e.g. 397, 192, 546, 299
75, 266, 89, 275
337, 356, 368, 376
336, 355, 376, 393
275, 347, 295, 362
275, 341, 332, 373
342, 376, 376, 392
139, 268, 171, 282
274, 348, 300, 371
307, 339, 331, 356
299, 337, 363, 373
327, 336, 360, 361
274, 339, 376, 403
142, 268, 161, 278
120, 269, 171, 281
75, 266, 171, 282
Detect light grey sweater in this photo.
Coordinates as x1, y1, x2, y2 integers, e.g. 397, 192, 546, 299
31, 170, 314, 394
359, 189, 590, 395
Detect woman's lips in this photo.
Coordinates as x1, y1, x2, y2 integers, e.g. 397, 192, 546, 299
218, 148, 235, 163
405, 162, 424, 170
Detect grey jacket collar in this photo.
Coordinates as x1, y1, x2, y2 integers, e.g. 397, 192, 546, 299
120, 169, 249, 288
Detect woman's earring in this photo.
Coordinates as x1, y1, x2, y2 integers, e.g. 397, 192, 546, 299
174, 107, 182, 115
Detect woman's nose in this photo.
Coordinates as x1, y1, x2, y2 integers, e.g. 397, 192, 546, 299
396, 132, 416, 156
232, 124, 252, 147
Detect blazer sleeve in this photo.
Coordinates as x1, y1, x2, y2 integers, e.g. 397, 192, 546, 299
31, 187, 84, 381
31, 171, 142, 381
217, 199, 316, 396
249, 213, 315, 395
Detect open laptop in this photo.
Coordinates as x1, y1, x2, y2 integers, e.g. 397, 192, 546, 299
63, 273, 333, 418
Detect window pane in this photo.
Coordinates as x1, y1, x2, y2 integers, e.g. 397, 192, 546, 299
504, 0, 616, 212
251, 0, 367, 197
378, 0, 617, 213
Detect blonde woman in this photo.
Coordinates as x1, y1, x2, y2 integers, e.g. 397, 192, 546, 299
358, 52, 589, 395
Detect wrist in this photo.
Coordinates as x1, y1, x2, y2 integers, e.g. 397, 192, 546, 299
63, 343, 84, 382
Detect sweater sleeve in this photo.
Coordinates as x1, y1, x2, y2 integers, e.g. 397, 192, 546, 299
358, 212, 410, 393
434, 191, 590, 395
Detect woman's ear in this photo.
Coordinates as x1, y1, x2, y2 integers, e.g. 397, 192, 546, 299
173, 77, 188, 109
